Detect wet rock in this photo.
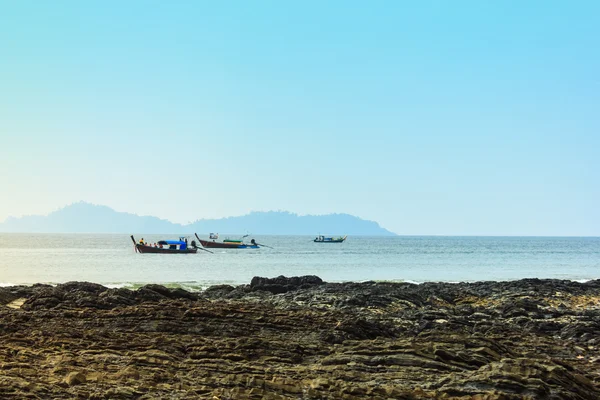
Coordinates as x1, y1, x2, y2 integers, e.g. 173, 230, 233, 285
202, 284, 236, 298
139, 284, 198, 301
250, 275, 323, 293
98, 288, 137, 308
135, 286, 169, 302
0, 288, 24, 306
60, 281, 107, 294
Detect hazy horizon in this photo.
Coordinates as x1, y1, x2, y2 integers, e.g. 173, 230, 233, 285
1, 201, 386, 223
1, 201, 599, 237
1, 1, 598, 236
0, 201, 396, 236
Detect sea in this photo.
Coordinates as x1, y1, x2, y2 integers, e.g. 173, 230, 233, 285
0, 234, 599, 290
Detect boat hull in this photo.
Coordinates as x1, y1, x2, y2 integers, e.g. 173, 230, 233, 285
199, 239, 259, 249
314, 236, 347, 243
136, 244, 197, 254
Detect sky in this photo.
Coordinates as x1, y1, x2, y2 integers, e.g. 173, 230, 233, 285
0, 1, 598, 236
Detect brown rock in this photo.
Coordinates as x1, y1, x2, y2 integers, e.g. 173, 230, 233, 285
63, 371, 86, 386
1, 277, 600, 399
114, 365, 139, 380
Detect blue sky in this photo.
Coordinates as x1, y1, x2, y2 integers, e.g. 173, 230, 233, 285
0, 1, 598, 235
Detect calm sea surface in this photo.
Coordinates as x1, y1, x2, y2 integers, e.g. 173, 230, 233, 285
0, 234, 599, 289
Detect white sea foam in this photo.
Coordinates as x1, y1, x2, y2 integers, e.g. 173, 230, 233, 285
104, 282, 138, 289
403, 280, 423, 285
103, 281, 213, 292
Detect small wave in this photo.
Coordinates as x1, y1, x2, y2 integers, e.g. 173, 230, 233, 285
401, 279, 423, 285
103, 281, 219, 292
365, 279, 424, 285
104, 282, 138, 289
162, 282, 211, 292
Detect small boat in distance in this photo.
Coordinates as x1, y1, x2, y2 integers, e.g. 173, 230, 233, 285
196, 233, 260, 249
314, 235, 347, 243
131, 235, 198, 254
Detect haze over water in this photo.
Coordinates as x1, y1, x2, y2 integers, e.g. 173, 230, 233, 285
1, 234, 598, 289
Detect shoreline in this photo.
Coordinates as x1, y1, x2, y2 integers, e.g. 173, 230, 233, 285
1, 276, 600, 398
1, 276, 598, 291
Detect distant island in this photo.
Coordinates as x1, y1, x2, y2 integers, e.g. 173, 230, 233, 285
0, 202, 396, 235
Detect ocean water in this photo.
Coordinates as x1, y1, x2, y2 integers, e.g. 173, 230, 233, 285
0, 234, 599, 289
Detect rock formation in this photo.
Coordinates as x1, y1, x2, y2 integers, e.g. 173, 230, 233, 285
1, 276, 599, 398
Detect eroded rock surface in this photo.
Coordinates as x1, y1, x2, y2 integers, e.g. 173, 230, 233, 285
1, 276, 599, 399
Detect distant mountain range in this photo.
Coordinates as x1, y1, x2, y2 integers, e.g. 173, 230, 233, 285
0, 202, 396, 235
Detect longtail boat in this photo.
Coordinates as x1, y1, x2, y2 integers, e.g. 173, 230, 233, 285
314, 235, 347, 243
195, 233, 260, 249
131, 235, 199, 254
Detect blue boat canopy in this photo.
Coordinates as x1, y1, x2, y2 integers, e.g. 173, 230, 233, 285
158, 240, 185, 245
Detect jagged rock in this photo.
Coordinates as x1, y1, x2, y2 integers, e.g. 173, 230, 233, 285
250, 275, 324, 293
201, 284, 236, 298
139, 284, 198, 301
63, 371, 86, 386
98, 288, 137, 308
439, 358, 598, 399
60, 281, 107, 294
0, 277, 599, 398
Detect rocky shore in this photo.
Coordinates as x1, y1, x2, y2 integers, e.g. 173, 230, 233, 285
1, 276, 599, 399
